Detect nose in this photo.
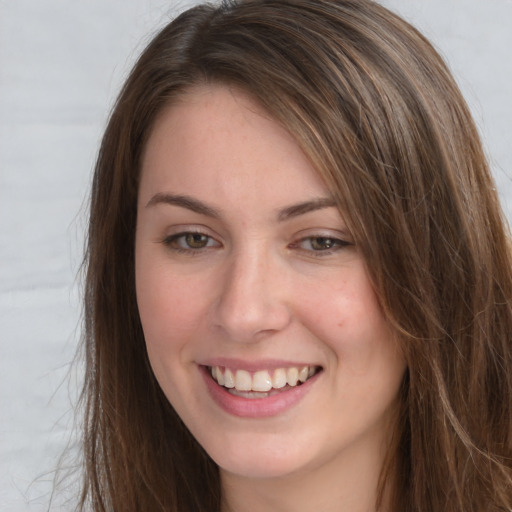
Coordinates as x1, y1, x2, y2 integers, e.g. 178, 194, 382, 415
213, 247, 292, 343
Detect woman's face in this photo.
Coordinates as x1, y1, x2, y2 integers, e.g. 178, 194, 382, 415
135, 85, 406, 483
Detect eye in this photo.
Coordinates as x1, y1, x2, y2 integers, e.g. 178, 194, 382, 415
307, 236, 341, 251
182, 233, 210, 249
291, 235, 352, 255
163, 231, 220, 252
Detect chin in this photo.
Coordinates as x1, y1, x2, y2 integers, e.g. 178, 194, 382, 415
217, 454, 307, 480
203, 432, 317, 480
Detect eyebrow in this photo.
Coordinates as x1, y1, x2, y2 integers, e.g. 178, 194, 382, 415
277, 197, 337, 221
146, 193, 221, 218
146, 192, 337, 221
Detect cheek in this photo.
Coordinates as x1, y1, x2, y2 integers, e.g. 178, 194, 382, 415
135, 259, 203, 400
297, 271, 397, 370
135, 252, 215, 359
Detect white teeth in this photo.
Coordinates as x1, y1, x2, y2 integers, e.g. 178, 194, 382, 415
210, 365, 319, 392
235, 369, 252, 391
253, 370, 273, 392
272, 368, 287, 389
299, 366, 309, 383
224, 368, 235, 388
286, 367, 299, 386
215, 366, 224, 386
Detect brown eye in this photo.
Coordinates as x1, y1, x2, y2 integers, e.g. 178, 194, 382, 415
185, 233, 209, 248
309, 237, 338, 251
163, 231, 220, 252
290, 234, 352, 256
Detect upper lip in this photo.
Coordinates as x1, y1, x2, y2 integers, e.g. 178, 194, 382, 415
198, 357, 322, 373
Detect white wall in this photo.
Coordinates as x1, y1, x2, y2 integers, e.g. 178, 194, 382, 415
1, 1, 510, 510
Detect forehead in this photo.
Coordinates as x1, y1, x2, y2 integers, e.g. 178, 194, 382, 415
138, 84, 330, 210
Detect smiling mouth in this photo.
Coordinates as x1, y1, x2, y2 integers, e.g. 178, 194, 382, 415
208, 365, 322, 397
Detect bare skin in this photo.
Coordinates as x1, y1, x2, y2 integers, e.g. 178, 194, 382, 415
136, 84, 405, 512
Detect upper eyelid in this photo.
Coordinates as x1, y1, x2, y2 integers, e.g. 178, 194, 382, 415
164, 223, 216, 233
161, 224, 221, 240
292, 235, 351, 247
292, 227, 352, 242
163, 230, 219, 242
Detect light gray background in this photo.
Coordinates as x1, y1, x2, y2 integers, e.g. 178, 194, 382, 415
1, 1, 511, 510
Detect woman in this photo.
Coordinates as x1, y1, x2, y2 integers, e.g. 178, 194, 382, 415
80, 0, 512, 510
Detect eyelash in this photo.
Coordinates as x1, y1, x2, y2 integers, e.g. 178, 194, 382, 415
162, 231, 352, 257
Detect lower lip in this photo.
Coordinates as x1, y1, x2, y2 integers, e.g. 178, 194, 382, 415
200, 366, 320, 418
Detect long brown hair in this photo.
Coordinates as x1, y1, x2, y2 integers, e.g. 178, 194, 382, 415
80, 0, 512, 510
